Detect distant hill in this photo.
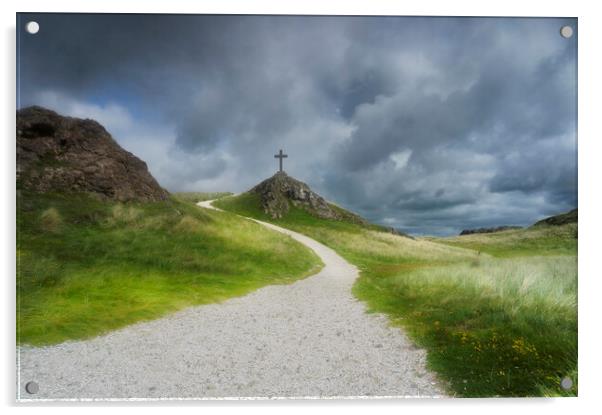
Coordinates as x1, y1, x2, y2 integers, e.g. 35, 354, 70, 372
17, 106, 168, 202
216, 171, 411, 237
459, 226, 523, 236
533, 208, 578, 227
458, 208, 578, 236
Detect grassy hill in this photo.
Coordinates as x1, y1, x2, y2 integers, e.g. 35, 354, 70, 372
16, 109, 327, 348
215, 193, 578, 397
431, 221, 577, 257
17, 191, 322, 346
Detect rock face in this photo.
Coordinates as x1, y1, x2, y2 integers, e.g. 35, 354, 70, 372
533, 208, 578, 227
459, 226, 523, 236
250, 171, 341, 220
17, 106, 169, 202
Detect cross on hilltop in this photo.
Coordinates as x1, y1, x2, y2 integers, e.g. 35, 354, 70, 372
274, 149, 288, 172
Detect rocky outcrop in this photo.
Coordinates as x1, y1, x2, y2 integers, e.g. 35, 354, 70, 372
17, 106, 169, 202
533, 208, 578, 227
250, 171, 341, 220
459, 226, 522, 236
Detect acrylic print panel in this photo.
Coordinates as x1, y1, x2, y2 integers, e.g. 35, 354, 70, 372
16, 14, 577, 400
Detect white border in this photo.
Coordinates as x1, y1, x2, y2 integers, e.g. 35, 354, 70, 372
3, 1, 601, 414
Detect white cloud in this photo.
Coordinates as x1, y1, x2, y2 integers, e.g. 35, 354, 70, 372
35, 91, 134, 131
390, 149, 412, 170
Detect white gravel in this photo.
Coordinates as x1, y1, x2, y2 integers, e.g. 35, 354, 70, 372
17, 200, 447, 400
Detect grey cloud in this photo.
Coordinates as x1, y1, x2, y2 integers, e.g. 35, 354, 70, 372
489, 135, 577, 206
17, 14, 577, 235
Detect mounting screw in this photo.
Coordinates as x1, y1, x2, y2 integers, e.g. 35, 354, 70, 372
25, 381, 39, 394
560, 25, 573, 39
560, 376, 573, 391
25, 21, 40, 34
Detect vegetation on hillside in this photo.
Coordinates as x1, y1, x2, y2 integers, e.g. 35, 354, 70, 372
534, 208, 577, 227
430, 223, 577, 257
17, 191, 322, 345
173, 192, 233, 204
215, 193, 578, 397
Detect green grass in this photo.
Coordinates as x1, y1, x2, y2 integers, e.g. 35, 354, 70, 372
428, 224, 577, 257
17, 191, 322, 346
215, 193, 578, 397
354, 255, 577, 397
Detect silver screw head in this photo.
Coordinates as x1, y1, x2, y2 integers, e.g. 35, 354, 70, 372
560, 376, 573, 390
25, 381, 39, 394
25, 21, 40, 34
560, 25, 573, 39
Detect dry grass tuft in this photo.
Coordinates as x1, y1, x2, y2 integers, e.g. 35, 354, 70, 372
109, 204, 142, 224
173, 215, 202, 233
39, 207, 63, 233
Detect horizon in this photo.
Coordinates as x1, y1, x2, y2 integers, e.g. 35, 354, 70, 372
17, 14, 577, 236
178, 167, 574, 237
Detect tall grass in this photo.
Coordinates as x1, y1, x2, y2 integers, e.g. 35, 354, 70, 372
216, 192, 578, 396
355, 255, 577, 397
403, 256, 576, 311
17, 191, 322, 345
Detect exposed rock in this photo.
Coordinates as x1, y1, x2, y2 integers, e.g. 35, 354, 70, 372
250, 171, 341, 220
17, 106, 169, 202
459, 226, 522, 236
533, 208, 578, 227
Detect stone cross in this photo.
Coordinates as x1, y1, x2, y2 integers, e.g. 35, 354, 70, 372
274, 149, 288, 172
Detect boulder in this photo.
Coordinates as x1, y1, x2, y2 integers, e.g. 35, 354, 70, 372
17, 106, 169, 202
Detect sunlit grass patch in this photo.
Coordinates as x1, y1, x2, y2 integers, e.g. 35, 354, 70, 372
214, 193, 475, 266
398, 256, 577, 311
217, 192, 578, 397
17, 191, 322, 345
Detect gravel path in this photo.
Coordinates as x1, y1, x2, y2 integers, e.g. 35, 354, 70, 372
17, 200, 446, 400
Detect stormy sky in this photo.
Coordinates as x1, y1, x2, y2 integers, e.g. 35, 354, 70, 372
17, 14, 577, 235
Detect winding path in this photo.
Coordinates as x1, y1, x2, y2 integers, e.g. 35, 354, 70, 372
17, 200, 445, 400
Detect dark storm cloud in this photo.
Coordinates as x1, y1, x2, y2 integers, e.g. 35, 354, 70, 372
17, 14, 577, 235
